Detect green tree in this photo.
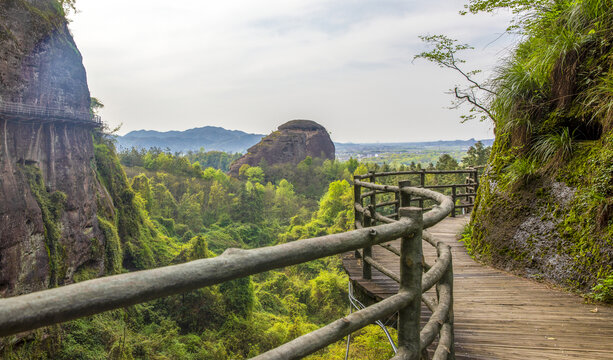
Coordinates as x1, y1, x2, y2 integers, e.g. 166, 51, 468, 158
131, 174, 153, 212
150, 181, 178, 218
414, 34, 495, 122
220, 277, 255, 318
462, 141, 491, 167
274, 179, 298, 219
245, 166, 265, 184
177, 192, 203, 231
316, 180, 353, 227
436, 154, 459, 170
347, 158, 359, 174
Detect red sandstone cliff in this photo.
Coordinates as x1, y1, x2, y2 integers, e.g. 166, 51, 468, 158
228, 120, 335, 176
0, 1, 110, 295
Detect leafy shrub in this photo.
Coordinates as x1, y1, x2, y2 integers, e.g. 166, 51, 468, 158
591, 274, 613, 303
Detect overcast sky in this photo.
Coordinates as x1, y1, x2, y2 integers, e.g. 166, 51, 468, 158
70, 0, 515, 143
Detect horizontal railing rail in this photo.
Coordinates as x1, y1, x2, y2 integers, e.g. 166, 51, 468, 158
352, 174, 456, 359
353, 169, 478, 180
355, 169, 480, 218
0, 100, 102, 125
0, 220, 416, 338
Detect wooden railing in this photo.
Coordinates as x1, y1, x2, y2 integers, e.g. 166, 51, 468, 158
0, 100, 102, 125
354, 169, 479, 217
352, 173, 458, 359
0, 181, 456, 360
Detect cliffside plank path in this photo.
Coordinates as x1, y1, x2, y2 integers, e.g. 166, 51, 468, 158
0, 168, 611, 359
0, 100, 102, 125
345, 170, 613, 359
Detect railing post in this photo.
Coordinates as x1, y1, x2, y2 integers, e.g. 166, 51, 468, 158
354, 177, 362, 230
369, 171, 376, 208
451, 185, 456, 217
419, 170, 425, 209
394, 190, 400, 220
438, 246, 455, 360
397, 207, 423, 360
398, 180, 412, 208
464, 178, 472, 216
362, 205, 374, 280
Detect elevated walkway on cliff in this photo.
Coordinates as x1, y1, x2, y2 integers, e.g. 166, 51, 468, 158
344, 212, 613, 359
0, 100, 101, 126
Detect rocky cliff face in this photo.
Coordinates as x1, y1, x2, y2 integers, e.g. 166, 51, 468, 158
0, 0, 90, 110
470, 134, 613, 295
229, 120, 335, 176
0, 0, 109, 296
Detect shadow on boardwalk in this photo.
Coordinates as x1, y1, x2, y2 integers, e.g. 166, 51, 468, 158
343, 215, 613, 359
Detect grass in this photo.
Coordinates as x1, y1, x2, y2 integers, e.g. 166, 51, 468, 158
532, 127, 575, 163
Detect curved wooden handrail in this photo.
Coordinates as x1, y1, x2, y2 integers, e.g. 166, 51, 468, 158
354, 168, 479, 218
353, 169, 480, 180
352, 174, 456, 359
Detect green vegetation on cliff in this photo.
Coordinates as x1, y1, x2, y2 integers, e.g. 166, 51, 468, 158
462, 0, 613, 301
19, 164, 67, 287
94, 139, 179, 270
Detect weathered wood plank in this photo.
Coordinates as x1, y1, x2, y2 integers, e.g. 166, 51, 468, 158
342, 215, 613, 359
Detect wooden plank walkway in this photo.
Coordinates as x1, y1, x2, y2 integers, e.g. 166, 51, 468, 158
342, 215, 613, 359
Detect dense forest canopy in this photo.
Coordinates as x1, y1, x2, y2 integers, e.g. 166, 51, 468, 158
5, 123, 488, 358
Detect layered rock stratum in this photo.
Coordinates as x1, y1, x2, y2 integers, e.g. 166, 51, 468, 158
0, 0, 109, 296
228, 120, 335, 176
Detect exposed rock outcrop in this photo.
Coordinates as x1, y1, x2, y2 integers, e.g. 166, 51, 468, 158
229, 120, 335, 176
0, 0, 109, 296
0, 0, 90, 110
470, 140, 613, 294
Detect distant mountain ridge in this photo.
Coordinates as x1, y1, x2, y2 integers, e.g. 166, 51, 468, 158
116, 126, 265, 153
335, 138, 494, 150
116, 125, 494, 156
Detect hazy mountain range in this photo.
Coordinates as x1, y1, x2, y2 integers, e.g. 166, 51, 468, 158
116, 125, 494, 155
335, 138, 495, 152
116, 126, 265, 153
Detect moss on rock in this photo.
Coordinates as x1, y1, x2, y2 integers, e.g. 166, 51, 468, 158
19, 164, 67, 287
470, 131, 613, 298
468, 0, 613, 301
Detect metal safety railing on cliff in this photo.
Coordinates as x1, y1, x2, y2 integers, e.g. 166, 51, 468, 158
0, 100, 102, 125
0, 178, 457, 360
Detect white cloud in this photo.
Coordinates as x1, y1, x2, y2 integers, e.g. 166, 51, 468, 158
70, 0, 513, 142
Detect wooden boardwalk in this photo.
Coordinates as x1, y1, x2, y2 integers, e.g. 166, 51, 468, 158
343, 215, 613, 359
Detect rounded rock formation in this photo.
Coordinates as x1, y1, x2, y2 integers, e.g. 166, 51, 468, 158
229, 120, 335, 176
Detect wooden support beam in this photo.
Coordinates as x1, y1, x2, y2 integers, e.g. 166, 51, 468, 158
397, 207, 423, 360
451, 185, 457, 218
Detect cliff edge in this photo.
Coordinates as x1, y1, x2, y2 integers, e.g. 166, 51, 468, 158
0, 0, 110, 296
